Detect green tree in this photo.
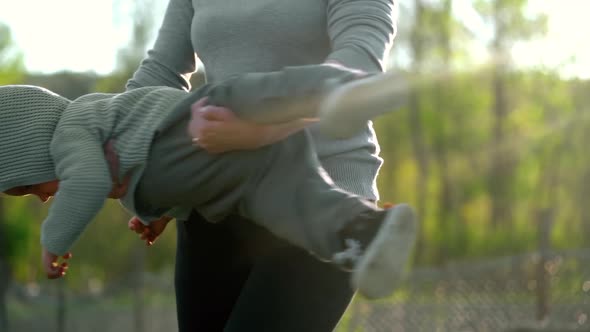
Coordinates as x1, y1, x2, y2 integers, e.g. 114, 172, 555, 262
0, 24, 24, 85
0, 198, 9, 332
0, 22, 25, 332
96, 0, 156, 93
474, 0, 547, 229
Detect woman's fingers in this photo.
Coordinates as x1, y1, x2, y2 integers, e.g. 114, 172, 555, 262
200, 106, 236, 121
190, 97, 209, 112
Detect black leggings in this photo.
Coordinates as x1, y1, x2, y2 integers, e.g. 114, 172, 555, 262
174, 211, 354, 332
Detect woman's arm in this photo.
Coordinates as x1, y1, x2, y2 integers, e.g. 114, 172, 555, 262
126, 0, 197, 91
325, 0, 398, 73
193, 0, 397, 153
189, 98, 317, 154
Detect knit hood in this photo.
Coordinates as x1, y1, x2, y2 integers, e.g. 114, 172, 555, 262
0, 85, 70, 193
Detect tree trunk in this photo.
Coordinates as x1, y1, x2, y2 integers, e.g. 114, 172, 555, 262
488, 64, 513, 229
535, 209, 553, 322
576, 105, 590, 237
0, 261, 9, 332
409, 0, 430, 264
433, 0, 462, 263
56, 279, 67, 332
488, 1, 515, 229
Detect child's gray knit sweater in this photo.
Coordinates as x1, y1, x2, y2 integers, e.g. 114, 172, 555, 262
0, 85, 186, 255
46, 87, 189, 255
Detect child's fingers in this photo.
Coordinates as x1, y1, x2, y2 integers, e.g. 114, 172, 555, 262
128, 217, 144, 233
46, 262, 67, 279
144, 230, 159, 246
130, 223, 144, 234
148, 233, 158, 242
140, 228, 151, 241
47, 271, 65, 279
42, 249, 64, 279
146, 235, 158, 246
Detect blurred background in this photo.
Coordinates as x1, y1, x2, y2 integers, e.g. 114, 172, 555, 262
0, 0, 589, 331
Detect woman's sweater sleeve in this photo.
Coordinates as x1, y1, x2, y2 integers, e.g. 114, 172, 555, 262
126, 0, 197, 91
325, 0, 398, 73
41, 129, 112, 255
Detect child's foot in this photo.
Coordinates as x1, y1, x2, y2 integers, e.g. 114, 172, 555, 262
333, 203, 417, 299
318, 71, 409, 138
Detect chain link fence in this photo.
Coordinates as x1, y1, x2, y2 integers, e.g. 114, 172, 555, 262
7, 249, 590, 332
344, 249, 590, 332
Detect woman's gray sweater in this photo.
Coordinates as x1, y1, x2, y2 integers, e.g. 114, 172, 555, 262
127, 0, 398, 200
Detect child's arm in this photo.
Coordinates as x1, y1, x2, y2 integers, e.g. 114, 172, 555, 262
128, 215, 173, 246
42, 129, 113, 278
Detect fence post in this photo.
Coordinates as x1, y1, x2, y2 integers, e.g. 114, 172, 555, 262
536, 208, 553, 322
57, 279, 66, 332
0, 198, 11, 332
132, 246, 146, 332
346, 300, 360, 332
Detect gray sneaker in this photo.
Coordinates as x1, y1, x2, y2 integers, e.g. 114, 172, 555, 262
318, 71, 409, 139
333, 203, 417, 299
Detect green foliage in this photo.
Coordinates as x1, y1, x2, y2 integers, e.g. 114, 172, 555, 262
1, 1, 588, 291
0, 24, 24, 84
376, 65, 588, 265
3, 199, 38, 276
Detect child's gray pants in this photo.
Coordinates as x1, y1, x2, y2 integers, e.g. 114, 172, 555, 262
158, 64, 364, 130
137, 64, 375, 260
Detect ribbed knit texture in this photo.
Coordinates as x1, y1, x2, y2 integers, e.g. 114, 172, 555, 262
0, 85, 69, 193
127, 0, 398, 200
41, 86, 186, 255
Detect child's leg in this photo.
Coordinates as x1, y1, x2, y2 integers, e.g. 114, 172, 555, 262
206, 64, 365, 124
237, 130, 418, 298
160, 64, 408, 139
318, 70, 409, 138
144, 100, 417, 298
155, 65, 353, 133
237, 130, 372, 258
205, 64, 411, 139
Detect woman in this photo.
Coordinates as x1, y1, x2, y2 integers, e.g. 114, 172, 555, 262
126, 0, 399, 331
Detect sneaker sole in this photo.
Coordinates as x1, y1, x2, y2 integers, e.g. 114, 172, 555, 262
318, 71, 409, 138
351, 203, 417, 299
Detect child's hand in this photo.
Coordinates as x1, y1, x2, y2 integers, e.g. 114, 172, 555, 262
128, 216, 172, 246
42, 249, 71, 279
108, 175, 131, 199
104, 139, 131, 199
146, 216, 172, 245
128, 216, 149, 242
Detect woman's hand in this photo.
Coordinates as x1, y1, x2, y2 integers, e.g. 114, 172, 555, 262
188, 98, 316, 154
188, 98, 265, 153
42, 249, 71, 279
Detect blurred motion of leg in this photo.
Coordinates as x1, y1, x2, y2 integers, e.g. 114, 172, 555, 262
318, 71, 410, 138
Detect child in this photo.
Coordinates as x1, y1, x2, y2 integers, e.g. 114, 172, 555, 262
0, 64, 416, 299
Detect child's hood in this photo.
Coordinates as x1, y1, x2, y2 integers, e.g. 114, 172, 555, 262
0, 85, 70, 192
